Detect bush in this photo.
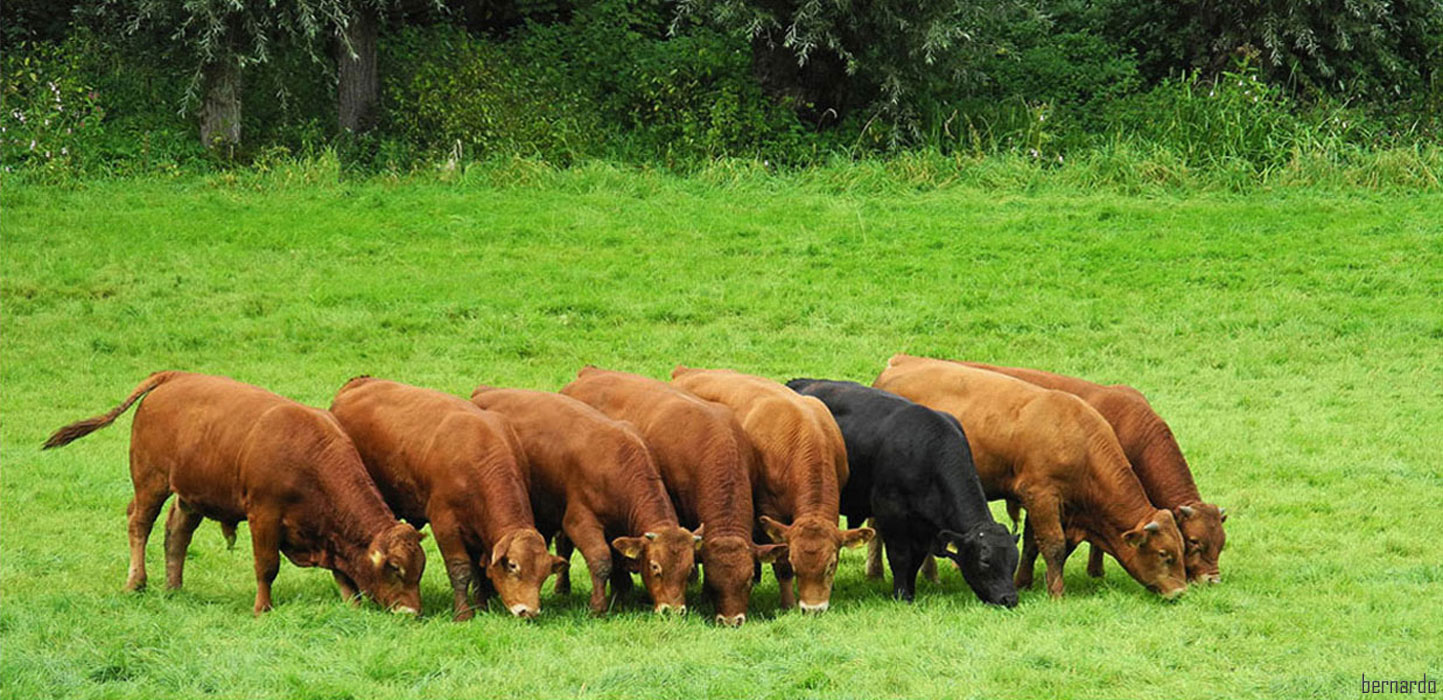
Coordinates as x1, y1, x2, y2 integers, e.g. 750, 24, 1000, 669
1, 39, 103, 177
380, 2, 813, 167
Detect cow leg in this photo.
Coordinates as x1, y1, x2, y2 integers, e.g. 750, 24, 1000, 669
1023, 496, 1069, 598
864, 518, 886, 579
163, 500, 204, 590
552, 533, 574, 596
333, 571, 361, 606
430, 516, 478, 621
1014, 516, 1040, 590
884, 534, 923, 602
123, 479, 170, 593
562, 511, 614, 615
772, 559, 797, 610
1087, 543, 1106, 578
248, 513, 282, 615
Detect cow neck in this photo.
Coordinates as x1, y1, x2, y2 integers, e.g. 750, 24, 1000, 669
314, 443, 401, 575
610, 440, 680, 535
931, 445, 996, 535
1128, 412, 1201, 507
468, 449, 538, 545
772, 429, 840, 521
1078, 430, 1156, 542
690, 430, 753, 539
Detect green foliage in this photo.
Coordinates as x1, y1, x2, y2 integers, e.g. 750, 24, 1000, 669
517, 0, 811, 162
380, 24, 604, 165
680, 0, 1029, 129
1088, 0, 1443, 100
381, 6, 812, 167
0, 39, 103, 177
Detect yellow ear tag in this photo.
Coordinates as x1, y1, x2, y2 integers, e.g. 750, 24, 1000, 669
946, 542, 960, 554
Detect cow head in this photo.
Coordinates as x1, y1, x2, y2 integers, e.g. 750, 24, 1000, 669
364, 523, 427, 616
760, 515, 873, 613
487, 529, 567, 619
1116, 509, 1188, 599
934, 523, 1020, 608
696, 533, 788, 627
612, 525, 700, 614
1174, 503, 1226, 584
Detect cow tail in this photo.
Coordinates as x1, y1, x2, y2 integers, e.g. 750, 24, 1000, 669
42, 371, 181, 449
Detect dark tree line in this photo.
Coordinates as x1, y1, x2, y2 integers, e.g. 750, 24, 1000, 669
4, 0, 1439, 151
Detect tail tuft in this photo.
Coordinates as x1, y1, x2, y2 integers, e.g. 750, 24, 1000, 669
43, 418, 110, 449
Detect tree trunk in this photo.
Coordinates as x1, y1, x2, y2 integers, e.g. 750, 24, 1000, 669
199, 58, 242, 152
337, 8, 379, 134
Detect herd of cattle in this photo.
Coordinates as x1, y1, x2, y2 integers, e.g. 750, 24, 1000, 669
43, 354, 1226, 625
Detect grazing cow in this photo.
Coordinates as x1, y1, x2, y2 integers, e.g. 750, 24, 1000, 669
787, 378, 1019, 607
958, 361, 1226, 584
42, 371, 426, 616
670, 367, 873, 613
469, 387, 699, 615
330, 378, 566, 621
561, 366, 787, 626
874, 355, 1187, 599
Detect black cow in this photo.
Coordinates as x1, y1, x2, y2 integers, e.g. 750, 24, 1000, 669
786, 378, 1019, 607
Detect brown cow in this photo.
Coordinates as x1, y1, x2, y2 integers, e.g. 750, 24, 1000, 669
560, 366, 788, 626
42, 372, 426, 616
959, 361, 1226, 584
469, 387, 699, 615
330, 378, 566, 621
670, 366, 873, 613
874, 355, 1187, 599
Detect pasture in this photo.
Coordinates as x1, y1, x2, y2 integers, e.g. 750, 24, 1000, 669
2, 167, 1440, 699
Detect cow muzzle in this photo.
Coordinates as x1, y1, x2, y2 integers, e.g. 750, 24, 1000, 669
391, 605, 420, 617
715, 613, 746, 627
798, 601, 829, 614
654, 603, 687, 616
509, 603, 540, 619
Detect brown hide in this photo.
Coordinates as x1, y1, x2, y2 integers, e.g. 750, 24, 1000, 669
669, 366, 872, 612
469, 387, 697, 615
43, 371, 425, 616
959, 362, 1226, 583
874, 356, 1187, 599
561, 366, 785, 626
330, 378, 564, 620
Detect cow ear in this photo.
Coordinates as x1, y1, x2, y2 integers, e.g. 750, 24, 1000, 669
550, 555, 569, 576
612, 536, 646, 560
932, 530, 961, 557
754, 543, 788, 564
759, 516, 789, 544
1122, 527, 1148, 547
841, 526, 875, 549
370, 549, 386, 569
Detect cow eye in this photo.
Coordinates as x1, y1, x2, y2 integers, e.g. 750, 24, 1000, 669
650, 561, 662, 575
506, 560, 521, 575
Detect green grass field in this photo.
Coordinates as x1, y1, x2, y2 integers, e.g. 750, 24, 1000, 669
2, 167, 1441, 699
